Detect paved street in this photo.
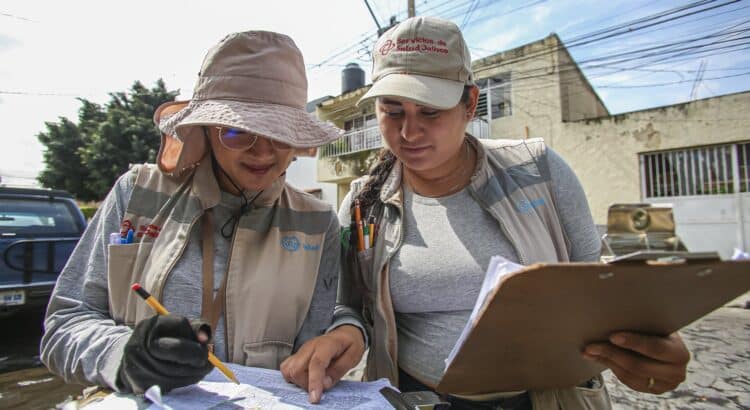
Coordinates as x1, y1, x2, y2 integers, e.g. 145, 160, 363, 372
0, 307, 83, 409
605, 295, 750, 409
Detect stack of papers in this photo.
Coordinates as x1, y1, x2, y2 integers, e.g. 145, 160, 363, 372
445, 255, 524, 368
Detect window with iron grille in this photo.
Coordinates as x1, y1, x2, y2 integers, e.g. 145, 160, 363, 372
476, 73, 512, 121
640, 142, 750, 198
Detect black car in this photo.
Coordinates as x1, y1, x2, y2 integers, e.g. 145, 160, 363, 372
0, 187, 86, 316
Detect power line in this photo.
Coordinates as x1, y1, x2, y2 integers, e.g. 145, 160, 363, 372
308, 0, 478, 72
472, 0, 741, 76
0, 90, 89, 97
457, 0, 547, 26
476, 42, 750, 96
0, 11, 36, 22
470, 20, 750, 89
460, 0, 480, 30
598, 70, 750, 88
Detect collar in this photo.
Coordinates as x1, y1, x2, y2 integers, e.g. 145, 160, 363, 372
190, 153, 287, 211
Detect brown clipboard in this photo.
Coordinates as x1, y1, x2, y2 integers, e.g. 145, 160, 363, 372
435, 253, 750, 395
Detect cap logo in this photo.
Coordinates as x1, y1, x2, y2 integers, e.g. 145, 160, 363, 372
379, 39, 396, 55
380, 37, 449, 56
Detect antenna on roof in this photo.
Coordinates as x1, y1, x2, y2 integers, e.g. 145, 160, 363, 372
690, 60, 707, 101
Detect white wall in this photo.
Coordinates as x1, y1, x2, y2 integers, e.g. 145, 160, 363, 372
285, 157, 338, 209
649, 194, 750, 259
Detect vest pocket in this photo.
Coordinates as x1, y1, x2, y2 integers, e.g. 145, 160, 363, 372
107, 242, 154, 326
242, 341, 293, 370
355, 248, 375, 293
554, 375, 612, 410
574, 378, 612, 410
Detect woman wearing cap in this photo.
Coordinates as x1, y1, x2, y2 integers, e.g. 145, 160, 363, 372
40, 31, 365, 395
281, 17, 690, 408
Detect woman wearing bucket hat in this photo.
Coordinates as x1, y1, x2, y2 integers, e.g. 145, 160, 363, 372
280, 17, 690, 408
40, 31, 366, 395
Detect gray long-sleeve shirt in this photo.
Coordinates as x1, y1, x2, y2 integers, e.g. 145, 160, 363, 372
40, 170, 340, 390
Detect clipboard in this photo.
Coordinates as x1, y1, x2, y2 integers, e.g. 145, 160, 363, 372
435, 252, 750, 395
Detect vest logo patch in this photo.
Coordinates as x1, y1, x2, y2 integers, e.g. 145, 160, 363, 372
516, 198, 546, 214
281, 236, 300, 252
303, 243, 320, 251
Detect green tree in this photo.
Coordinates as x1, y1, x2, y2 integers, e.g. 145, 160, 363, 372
37, 100, 102, 200
38, 80, 178, 201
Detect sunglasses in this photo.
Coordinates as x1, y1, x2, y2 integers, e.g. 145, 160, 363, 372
215, 127, 292, 151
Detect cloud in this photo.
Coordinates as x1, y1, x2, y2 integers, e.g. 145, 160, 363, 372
473, 26, 524, 54
0, 33, 21, 52
532, 4, 551, 24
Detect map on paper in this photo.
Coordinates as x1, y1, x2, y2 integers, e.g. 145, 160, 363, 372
86, 363, 395, 409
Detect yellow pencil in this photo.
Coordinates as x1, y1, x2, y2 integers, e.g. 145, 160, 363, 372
130, 283, 239, 384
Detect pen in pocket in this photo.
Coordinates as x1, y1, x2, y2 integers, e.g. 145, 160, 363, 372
110, 228, 135, 244
368, 215, 376, 247
363, 224, 370, 250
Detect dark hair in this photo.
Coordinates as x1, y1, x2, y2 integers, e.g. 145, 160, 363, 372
351, 84, 474, 216
460, 84, 473, 105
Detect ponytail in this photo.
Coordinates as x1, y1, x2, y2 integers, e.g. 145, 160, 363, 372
350, 148, 396, 216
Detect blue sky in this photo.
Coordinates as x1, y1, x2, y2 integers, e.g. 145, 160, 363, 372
1, 0, 749, 183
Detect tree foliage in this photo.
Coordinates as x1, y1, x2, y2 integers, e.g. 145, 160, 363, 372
37, 80, 178, 201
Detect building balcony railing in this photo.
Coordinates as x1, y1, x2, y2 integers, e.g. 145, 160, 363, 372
318, 119, 490, 159
319, 126, 383, 158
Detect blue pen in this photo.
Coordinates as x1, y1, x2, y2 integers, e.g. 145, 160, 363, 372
121, 228, 134, 244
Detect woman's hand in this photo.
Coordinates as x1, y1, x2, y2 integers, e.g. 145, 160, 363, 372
280, 324, 366, 403
116, 315, 213, 394
583, 331, 690, 394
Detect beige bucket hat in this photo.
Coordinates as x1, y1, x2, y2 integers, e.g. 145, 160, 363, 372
154, 31, 341, 175
358, 16, 473, 110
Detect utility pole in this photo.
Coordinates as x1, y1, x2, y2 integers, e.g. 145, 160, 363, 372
367, 0, 415, 38
363, 0, 383, 34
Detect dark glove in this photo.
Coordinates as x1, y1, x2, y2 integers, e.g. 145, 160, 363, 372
116, 315, 214, 394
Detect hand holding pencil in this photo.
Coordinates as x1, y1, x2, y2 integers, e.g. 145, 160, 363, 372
115, 284, 238, 394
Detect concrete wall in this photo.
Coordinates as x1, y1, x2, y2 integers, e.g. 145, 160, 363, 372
479, 34, 608, 145
474, 35, 564, 142
555, 92, 750, 224
556, 46, 609, 122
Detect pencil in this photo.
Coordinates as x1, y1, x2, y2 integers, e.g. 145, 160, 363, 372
130, 283, 240, 384
369, 222, 375, 247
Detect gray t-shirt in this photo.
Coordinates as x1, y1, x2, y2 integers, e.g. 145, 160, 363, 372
390, 149, 600, 386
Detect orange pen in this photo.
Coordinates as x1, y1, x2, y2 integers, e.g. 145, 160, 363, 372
355, 200, 365, 252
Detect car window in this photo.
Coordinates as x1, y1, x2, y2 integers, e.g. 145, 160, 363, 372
0, 198, 81, 236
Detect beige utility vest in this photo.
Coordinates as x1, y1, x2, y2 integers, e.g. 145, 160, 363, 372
357, 136, 611, 409
105, 156, 332, 369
